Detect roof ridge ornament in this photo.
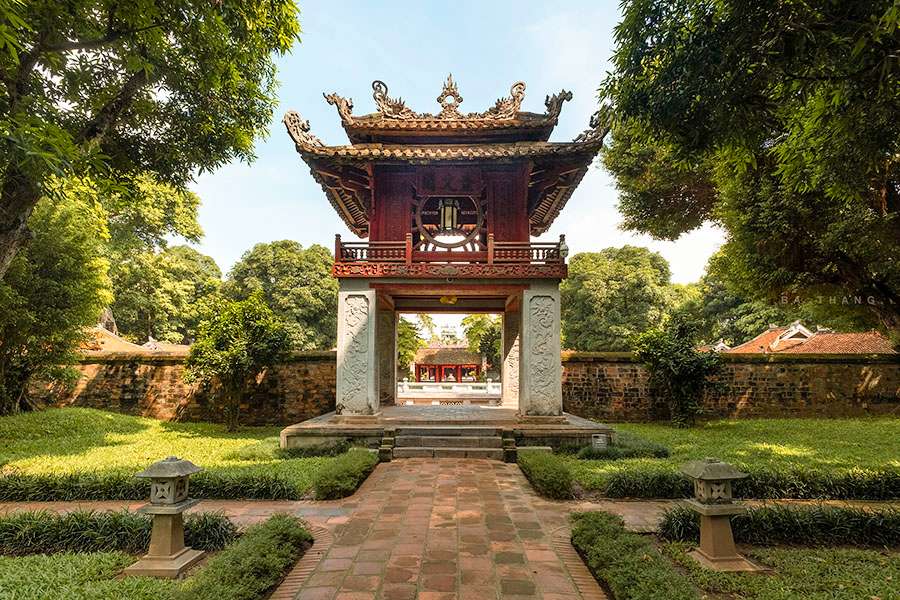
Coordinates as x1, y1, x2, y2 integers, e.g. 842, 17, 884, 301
324, 92, 354, 121
436, 74, 464, 118
372, 80, 416, 120
544, 89, 573, 120
282, 111, 323, 148
573, 105, 611, 144
479, 81, 526, 119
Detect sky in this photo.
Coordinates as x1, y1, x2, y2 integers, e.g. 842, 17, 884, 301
189, 0, 725, 331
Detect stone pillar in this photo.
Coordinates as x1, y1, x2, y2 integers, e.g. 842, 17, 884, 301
336, 280, 379, 415
518, 281, 563, 417
376, 308, 397, 406
501, 303, 520, 409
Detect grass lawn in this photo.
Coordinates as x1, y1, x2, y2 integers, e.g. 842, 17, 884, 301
0, 407, 333, 496
0, 551, 175, 600
665, 543, 900, 600
569, 417, 900, 492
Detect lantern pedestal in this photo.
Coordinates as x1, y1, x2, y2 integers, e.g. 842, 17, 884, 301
124, 498, 205, 578
682, 499, 765, 572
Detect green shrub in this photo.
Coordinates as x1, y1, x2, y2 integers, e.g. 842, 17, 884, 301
0, 510, 238, 555
518, 450, 574, 499
175, 514, 312, 600
576, 431, 670, 460
571, 512, 697, 600
601, 466, 900, 500
0, 470, 304, 502
311, 448, 378, 500
277, 440, 350, 459
659, 504, 900, 548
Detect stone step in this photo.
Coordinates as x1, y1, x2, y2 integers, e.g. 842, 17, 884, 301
395, 435, 503, 449
394, 426, 502, 437
392, 447, 505, 460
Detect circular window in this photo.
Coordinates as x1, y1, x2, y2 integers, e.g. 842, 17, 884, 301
414, 195, 484, 249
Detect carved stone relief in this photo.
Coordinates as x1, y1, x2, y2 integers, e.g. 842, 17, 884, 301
526, 295, 560, 414
338, 294, 370, 413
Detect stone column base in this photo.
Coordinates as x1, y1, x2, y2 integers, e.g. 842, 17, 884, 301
123, 547, 205, 579
516, 415, 567, 425
334, 413, 382, 424
687, 549, 766, 573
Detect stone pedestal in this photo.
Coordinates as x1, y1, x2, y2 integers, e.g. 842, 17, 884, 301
518, 282, 563, 417
683, 499, 764, 572
376, 309, 397, 407
336, 281, 379, 416
501, 304, 520, 409
123, 500, 205, 578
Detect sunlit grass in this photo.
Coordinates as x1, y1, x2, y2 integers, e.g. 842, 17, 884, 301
0, 408, 332, 494
570, 417, 900, 491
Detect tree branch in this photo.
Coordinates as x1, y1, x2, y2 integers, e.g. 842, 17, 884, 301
43, 23, 164, 53
75, 68, 151, 146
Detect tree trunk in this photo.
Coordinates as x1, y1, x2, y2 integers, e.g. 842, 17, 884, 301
0, 167, 41, 280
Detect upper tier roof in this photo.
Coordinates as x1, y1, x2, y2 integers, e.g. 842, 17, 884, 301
283, 76, 609, 236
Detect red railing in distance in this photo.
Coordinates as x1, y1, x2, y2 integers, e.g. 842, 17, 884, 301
334, 234, 567, 266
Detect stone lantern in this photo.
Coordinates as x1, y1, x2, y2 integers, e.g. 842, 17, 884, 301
123, 456, 205, 578
680, 458, 762, 572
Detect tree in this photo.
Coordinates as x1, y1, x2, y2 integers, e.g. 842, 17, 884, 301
224, 241, 337, 351
633, 314, 721, 427
112, 245, 221, 344
184, 293, 290, 431
601, 1, 900, 336
417, 314, 437, 342
0, 0, 300, 278
0, 181, 111, 413
561, 247, 674, 351
461, 314, 501, 370
397, 317, 425, 377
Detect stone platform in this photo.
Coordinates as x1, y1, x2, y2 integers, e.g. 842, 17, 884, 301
280, 405, 614, 458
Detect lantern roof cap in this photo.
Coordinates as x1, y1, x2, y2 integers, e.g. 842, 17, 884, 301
136, 456, 202, 479
680, 458, 748, 481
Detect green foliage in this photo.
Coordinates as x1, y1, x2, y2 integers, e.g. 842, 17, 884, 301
0, 0, 301, 277
224, 241, 337, 351
517, 450, 574, 499
576, 430, 670, 460
0, 551, 174, 600
312, 448, 378, 500
185, 293, 291, 430
461, 314, 500, 370
633, 314, 721, 426
660, 504, 900, 548
0, 408, 337, 499
602, 1, 900, 335
396, 317, 425, 375
569, 418, 900, 500
570, 512, 698, 600
561, 247, 674, 351
665, 543, 900, 600
175, 514, 311, 600
0, 509, 238, 555
0, 185, 111, 413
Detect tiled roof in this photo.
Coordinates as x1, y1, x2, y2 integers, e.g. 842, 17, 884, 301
342, 112, 557, 131
414, 345, 482, 365
291, 139, 603, 162
726, 325, 895, 354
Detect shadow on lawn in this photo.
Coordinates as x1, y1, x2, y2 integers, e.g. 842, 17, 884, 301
0, 408, 150, 467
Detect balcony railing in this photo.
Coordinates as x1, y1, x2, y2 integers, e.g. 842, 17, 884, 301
335, 233, 567, 265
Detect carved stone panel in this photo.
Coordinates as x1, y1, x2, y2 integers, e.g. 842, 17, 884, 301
337, 292, 376, 415
519, 287, 562, 416
376, 309, 397, 406
502, 307, 520, 408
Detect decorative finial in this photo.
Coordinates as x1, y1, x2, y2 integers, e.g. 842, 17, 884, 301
372, 80, 415, 119
436, 74, 464, 118
282, 111, 323, 147
544, 89, 573, 120
481, 81, 526, 119
324, 92, 354, 121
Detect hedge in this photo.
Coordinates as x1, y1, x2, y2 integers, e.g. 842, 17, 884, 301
576, 430, 670, 461
659, 504, 900, 548
311, 448, 378, 500
175, 514, 312, 600
0, 510, 238, 555
601, 466, 900, 500
571, 512, 697, 600
518, 450, 574, 499
0, 471, 302, 502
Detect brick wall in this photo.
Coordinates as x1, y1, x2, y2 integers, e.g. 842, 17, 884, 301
562, 352, 900, 421
34, 352, 336, 426
34, 351, 900, 424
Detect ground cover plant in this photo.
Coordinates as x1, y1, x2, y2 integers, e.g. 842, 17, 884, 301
0, 408, 369, 500
517, 450, 574, 499
0, 514, 311, 600
0, 510, 238, 555
575, 430, 670, 460
568, 417, 900, 499
312, 448, 379, 500
659, 504, 900, 548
